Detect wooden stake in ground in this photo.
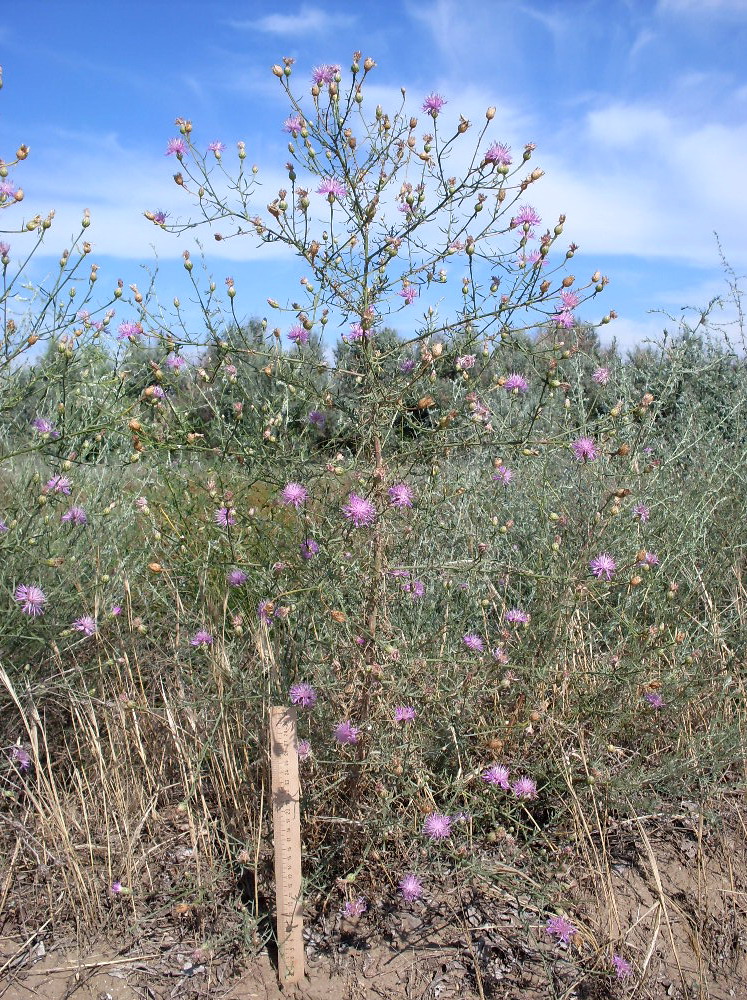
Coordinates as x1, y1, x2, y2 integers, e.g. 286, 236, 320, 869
269, 706, 304, 986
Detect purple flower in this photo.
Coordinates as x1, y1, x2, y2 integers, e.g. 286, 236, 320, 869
166, 353, 186, 370
513, 205, 541, 227
545, 914, 577, 944
638, 551, 659, 567
592, 366, 610, 386
72, 616, 97, 636
645, 691, 664, 709
612, 955, 633, 979
0, 182, 17, 199
283, 114, 303, 135
11, 745, 31, 771
422, 93, 447, 116
463, 633, 484, 653
492, 647, 509, 664
512, 776, 537, 799
296, 739, 312, 760
504, 373, 529, 393
456, 354, 476, 370
482, 764, 510, 789
14, 584, 47, 616
484, 142, 512, 166
117, 320, 143, 341
394, 705, 416, 723
191, 630, 213, 648
32, 417, 59, 437
61, 505, 87, 526
311, 64, 339, 85
214, 507, 236, 528
398, 874, 423, 901
399, 285, 417, 304
148, 385, 166, 400
110, 880, 123, 895
151, 210, 168, 225
165, 137, 188, 157
399, 357, 416, 374
0, 520, 8, 533
343, 897, 367, 917
590, 553, 616, 581
308, 409, 326, 429
287, 324, 310, 346
0, 241, 10, 257
207, 140, 226, 154
560, 290, 581, 310
111, 605, 122, 616
44, 475, 72, 495
504, 608, 529, 625
300, 538, 320, 560
258, 599, 276, 624
388, 483, 414, 508
334, 721, 360, 745
280, 482, 308, 509
553, 311, 575, 329
423, 812, 452, 840
228, 569, 248, 587
290, 682, 317, 708
633, 503, 651, 523
317, 176, 346, 200
571, 436, 598, 461
492, 467, 513, 486
347, 322, 369, 341
343, 493, 377, 528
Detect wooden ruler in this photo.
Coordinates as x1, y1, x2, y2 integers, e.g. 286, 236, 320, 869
269, 706, 304, 986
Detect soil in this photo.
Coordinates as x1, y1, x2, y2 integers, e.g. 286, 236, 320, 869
2, 807, 746, 1000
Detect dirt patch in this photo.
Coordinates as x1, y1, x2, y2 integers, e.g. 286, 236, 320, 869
2, 807, 746, 1000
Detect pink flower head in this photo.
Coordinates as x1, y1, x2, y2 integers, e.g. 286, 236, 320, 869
422, 93, 447, 116
348, 322, 369, 341
456, 354, 476, 370
592, 366, 610, 385
612, 955, 633, 979
343, 493, 377, 528
288, 324, 310, 346
191, 630, 213, 648
590, 553, 616, 581
72, 616, 97, 636
283, 114, 303, 135
546, 914, 577, 944
308, 410, 326, 429
290, 682, 317, 708
638, 551, 659, 567
32, 417, 59, 437
388, 483, 414, 508
165, 137, 188, 157
492, 647, 509, 664
492, 467, 513, 486
166, 353, 186, 370
504, 608, 529, 625
553, 311, 575, 329
61, 506, 87, 526
300, 538, 320, 560
633, 503, 650, 522
343, 897, 367, 917
14, 584, 47, 616
399, 285, 417, 304
571, 437, 598, 461
228, 569, 248, 587
214, 507, 236, 528
512, 776, 537, 799
398, 874, 423, 901
117, 320, 143, 341
151, 210, 168, 225
482, 764, 510, 789
504, 373, 529, 393
513, 205, 541, 227
0, 520, 7, 533
0, 241, 10, 257
296, 739, 312, 760
258, 599, 276, 624
207, 140, 226, 154
645, 691, 664, 709
311, 64, 339, 85
394, 705, 416, 723
280, 482, 308, 509
423, 812, 452, 839
334, 720, 360, 745
11, 745, 31, 771
559, 290, 581, 311
110, 880, 123, 895
317, 176, 346, 200
484, 142, 512, 166
44, 475, 72, 495
463, 633, 484, 653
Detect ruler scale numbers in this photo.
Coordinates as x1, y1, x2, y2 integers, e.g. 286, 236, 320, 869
269, 706, 304, 986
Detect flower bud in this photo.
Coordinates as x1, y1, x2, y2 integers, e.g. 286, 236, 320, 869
562, 275, 575, 287
486, 106, 496, 120
272, 65, 283, 78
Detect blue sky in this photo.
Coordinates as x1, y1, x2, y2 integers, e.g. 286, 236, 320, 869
2, 0, 747, 353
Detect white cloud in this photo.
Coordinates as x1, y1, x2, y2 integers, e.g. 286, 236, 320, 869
228, 5, 354, 35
